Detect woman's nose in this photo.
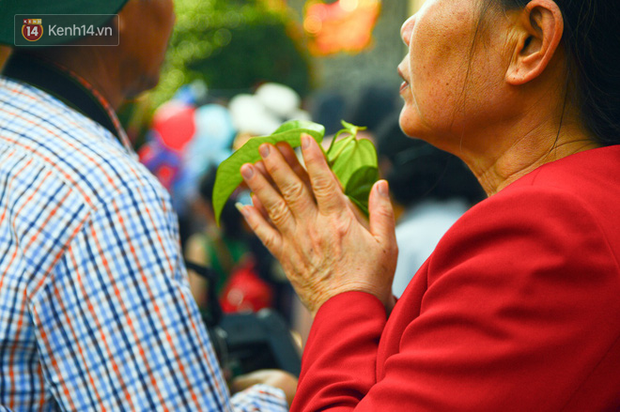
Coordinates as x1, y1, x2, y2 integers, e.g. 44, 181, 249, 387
400, 15, 415, 46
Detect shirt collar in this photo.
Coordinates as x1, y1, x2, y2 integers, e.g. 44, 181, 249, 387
1, 52, 134, 155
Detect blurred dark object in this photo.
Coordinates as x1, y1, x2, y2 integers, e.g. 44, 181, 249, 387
308, 90, 347, 136
375, 113, 485, 208
186, 260, 301, 378
346, 84, 399, 134
219, 309, 301, 378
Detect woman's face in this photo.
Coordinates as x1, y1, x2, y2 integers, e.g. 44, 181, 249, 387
398, 0, 511, 150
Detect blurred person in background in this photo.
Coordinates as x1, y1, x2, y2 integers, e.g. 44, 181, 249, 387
306, 90, 347, 137
375, 113, 484, 297
345, 83, 399, 141
186, 167, 290, 318
0, 0, 295, 410
186, 167, 253, 307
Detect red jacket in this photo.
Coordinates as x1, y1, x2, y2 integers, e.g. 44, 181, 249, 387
293, 146, 620, 411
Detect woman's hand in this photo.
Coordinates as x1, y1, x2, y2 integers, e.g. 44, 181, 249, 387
237, 134, 398, 316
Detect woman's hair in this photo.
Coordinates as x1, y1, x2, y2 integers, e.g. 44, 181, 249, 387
483, 0, 620, 146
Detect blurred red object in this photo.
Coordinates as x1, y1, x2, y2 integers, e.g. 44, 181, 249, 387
151, 101, 196, 152
220, 260, 274, 313
303, 0, 381, 56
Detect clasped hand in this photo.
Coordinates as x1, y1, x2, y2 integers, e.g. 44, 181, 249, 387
237, 134, 398, 316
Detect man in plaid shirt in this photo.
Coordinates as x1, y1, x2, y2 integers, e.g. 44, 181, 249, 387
0, 0, 295, 410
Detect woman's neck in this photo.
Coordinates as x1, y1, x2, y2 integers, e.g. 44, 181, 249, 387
467, 120, 600, 196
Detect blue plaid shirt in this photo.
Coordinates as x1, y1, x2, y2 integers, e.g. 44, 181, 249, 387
0, 75, 287, 411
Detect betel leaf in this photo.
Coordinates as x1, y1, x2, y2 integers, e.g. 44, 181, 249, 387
326, 135, 352, 164
212, 120, 325, 224
322, 121, 379, 216
328, 138, 378, 190
212, 119, 380, 225
344, 165, 380, 216
271, 119, 325, 135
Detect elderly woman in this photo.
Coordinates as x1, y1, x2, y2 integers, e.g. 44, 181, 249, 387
237, 0, 620, 410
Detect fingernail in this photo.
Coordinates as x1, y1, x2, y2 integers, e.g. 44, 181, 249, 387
241, 164, 254, 180
259, 144, 270, 158
235, 202, 249, 217
301, 134, 311, 149
377, 180, 389, 198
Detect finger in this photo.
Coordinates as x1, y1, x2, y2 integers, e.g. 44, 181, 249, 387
236, 202, 282, 256
275, 141, 311, 189
245, 174, 278, 229
259, 143, 316, 219
251, 193, 271, 226
368, 180, 397, 247
300, 134, 348, 216
254, 160, 277, 191
241, 163, 295, 232
344, 196, 370, 231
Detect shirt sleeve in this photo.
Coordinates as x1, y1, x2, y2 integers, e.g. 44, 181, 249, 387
29, 182, 288, 411
292, 186, 620, 411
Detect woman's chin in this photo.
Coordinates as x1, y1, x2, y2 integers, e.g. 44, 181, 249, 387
398, 108, 427, 139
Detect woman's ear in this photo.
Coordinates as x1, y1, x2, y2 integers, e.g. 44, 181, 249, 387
505, 0, 564, 85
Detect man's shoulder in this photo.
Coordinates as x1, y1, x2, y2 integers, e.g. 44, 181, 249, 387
0, 75, 114, 144
0, 76, 164, 208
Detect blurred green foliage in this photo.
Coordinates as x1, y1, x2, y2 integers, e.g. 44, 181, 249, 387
148, 0, 313, 110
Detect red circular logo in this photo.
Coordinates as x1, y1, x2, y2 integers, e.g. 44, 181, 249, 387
22, 20, 43, 42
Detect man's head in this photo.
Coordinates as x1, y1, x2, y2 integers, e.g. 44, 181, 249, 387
1, 0, 175, 106
114, 0, 176, 98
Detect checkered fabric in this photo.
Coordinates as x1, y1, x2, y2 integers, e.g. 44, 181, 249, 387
0, 76, 288, 412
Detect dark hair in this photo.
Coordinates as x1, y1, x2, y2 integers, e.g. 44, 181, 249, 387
484, 0, 620, 146
346, 84, 399, 133
376, 113, 485, 208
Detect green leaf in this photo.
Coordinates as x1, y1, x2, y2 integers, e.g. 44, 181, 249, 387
325, 120, 366, 154
329, 138, 378, 190
326, 134, 379, 218
345, 166, 380, 216
212, 120, 325, 225
271, 119, 325, 135
326, 135, 353, 164
340, 120, 366, 135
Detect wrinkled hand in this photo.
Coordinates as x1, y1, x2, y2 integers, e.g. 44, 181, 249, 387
237, 134, 398, 316
231, 369, 297, 407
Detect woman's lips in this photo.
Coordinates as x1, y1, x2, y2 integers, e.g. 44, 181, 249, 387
397, 67, 409, 93
400, 81, 409, 93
